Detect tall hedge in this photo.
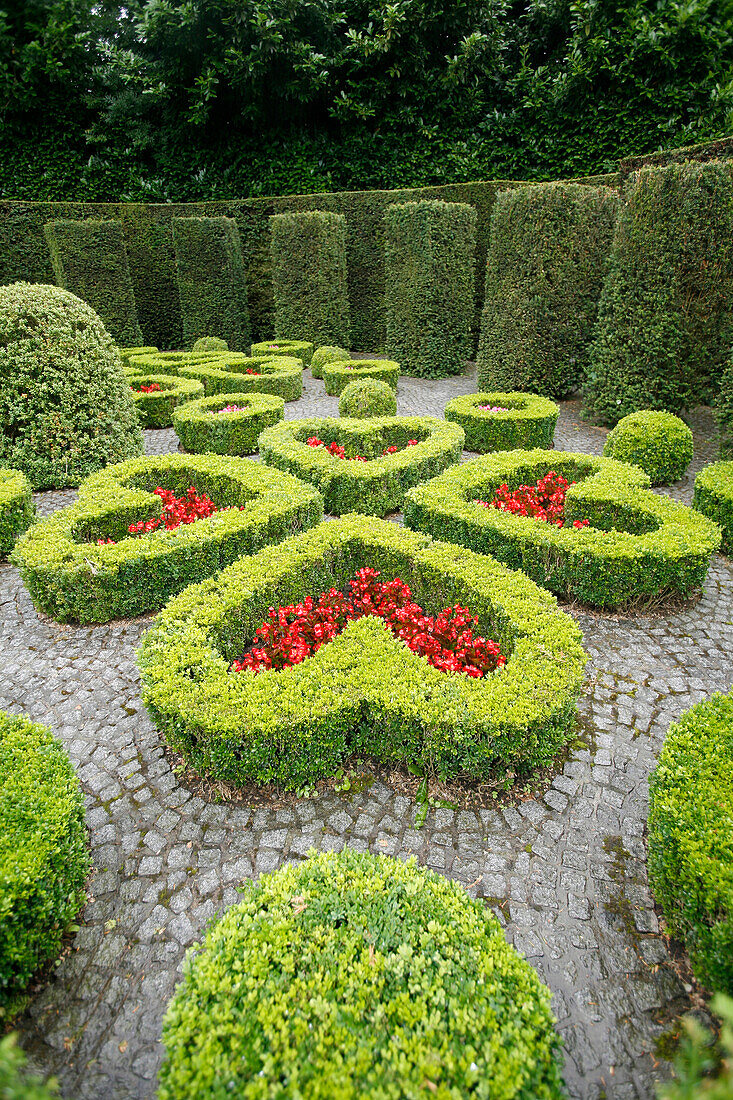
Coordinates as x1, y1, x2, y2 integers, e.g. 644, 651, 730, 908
477, 183, 618, 398
44, 218, 142, 345
270, 211, 349, 347
385, 200, 476, 378
172, 216, 250, 351
584, 161, 733, 425
717, 357, 733, 459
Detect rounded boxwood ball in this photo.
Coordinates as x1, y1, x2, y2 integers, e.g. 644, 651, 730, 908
310, 344, 350, 379
338, 377, 397, 418
603, 410, 693, 485
0, 283, 143, 489
192, 336, 228, 353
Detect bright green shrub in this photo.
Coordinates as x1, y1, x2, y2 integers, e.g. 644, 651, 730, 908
603, 411, 693, 484
323, 358, 399, 397
119, 346, 158, 367
584, 162, 733, 425
138, 514, 586, 789
338, 378, 396, 418
477, 183, 618, 399
251, 339, 313, 365
693, 462, 733, 555
657, 995, 733, 1100
259, 416, 463, 516
404, 449, 721, 609
0, 711, 89, 1016
310, 344, 350, 380
180, 356, 303, 403
0, 467, 34, 558
0, 283, 143, 489
444, 392, 559, 453
158, 849, 564, 1100
173, 217, 251, 351
12, 453, 323, 623
717, 358, 733, 459
648, 691, 733, 995
192, 336, 228, 353
44, 219, 142, 345
0, 1035, 59, 1097
173, 393, 284, 455
385, 199, 476, 379
270, 211, 349, 347
126, 372, 204, 429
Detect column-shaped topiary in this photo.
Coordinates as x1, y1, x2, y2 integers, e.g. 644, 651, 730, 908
717, 357, 733, 459
270, 211, 350, 347
173, 217, 251, 352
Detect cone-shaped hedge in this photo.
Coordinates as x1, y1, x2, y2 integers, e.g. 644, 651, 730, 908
270, 212, 349, 347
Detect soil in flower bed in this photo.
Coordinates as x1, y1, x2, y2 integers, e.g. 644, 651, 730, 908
95, 486, 238, 543
477, 470, 589, 529
306, 437, 419, 462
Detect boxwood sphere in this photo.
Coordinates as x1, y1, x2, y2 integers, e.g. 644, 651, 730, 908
603, 411, 693, 485
158, 849, 563, 1099
192, 336, 228, 352
338, 377, 397, 418
310, 344, 350, 379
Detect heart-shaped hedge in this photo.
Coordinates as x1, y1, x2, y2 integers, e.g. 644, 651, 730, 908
173, 392, 285, 455
323, 358, 399, 396
137, 514, 586, 789
404, 449, 721, 609
126, 350, 304, 403
125, 372, 204, 428
444, 391, 559, 453
13, 453, 323, 623
0, 466, 34, 558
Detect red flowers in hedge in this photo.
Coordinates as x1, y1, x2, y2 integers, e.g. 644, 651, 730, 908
133, 383, 162, 393
477, 471, 589, 529
231, 567, 506, 678
97, 487, 225, 543
306, 437, 418, 462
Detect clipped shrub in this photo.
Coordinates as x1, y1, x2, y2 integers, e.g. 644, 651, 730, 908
310, 344, 350, 380
44, 219, 142, 345
0, 710, 89, 1016
270, 211, 349, 347
717, 357, 733, 458
693, 461, 733, 555
138, 514, 586, 789
259, 416, 463, 516
603, 411, 693, 484
12, 453, 323, 623
0, 1035, 59, 1098
0, 467, 34, 558
477, 183, 618, 398
649, 691, 733, 995
173, 393, 284, 455
339, 378, 397, 418
118, 345, 158, 367
158, 849, 564, 1099
0, 283, 143, 489
444, 392, 559, 453
584, 161, 733, 425
192, 336, 228, 353
323, 358, 399, 397
173, 217, 251, 351
180, 356, 303, 403
250, 339, 313, 366
126, 373, 204, 429
385, 199, 476, 379
404, 449, 721, 609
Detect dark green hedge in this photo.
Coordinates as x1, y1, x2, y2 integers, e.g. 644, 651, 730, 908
385, 200, 476, 378
693, 462, 733, 555
173, 392, 284, 455
126, 372, 204, 429
172, 216, 250, 351
323, 358, 399, 397
310, 344, 350, 379
158, 849, 564, 1099
138, 514, 586, 789
0, 467, 34, 559
477, 183, 618, 399
444, 392, 559, 453
603, 411, 693, 485
338, 378, 396, 418
717, 358, 733, 459
44, 218, 142, 345
270, 211, 349, 347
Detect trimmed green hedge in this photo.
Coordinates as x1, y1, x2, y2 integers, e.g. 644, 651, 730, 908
250, 339, 313, 366
404, 449, 721, 609
172, 216, 251, 351
12, 453, 323, 623
180, 356, 303, 403
192, 336, 228, 352
323, 358, 399, 397
44, 218, 142, 345
119, 345, 158, 367
126, 372, 204, 429
717, 358, 733, 459
158, 849, 564, 1099
444, 392, 559, 453
385, 199, 476, 378
693, 462, 733, 555
270, 211, 350, 347
259, 416, 463, 516
173, 393, 284, 455
0, 467, 34, 559
477, 183, 618, 399
339, 378, 396, 418
648, 691, 733, 995
603, 411, 693, 485
0, 710, 89, 1016
126, 349, 233, 374
310, 344, 350, 379
138, 513, 586, 788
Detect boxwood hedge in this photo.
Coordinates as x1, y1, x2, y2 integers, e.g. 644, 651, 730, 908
180, 356, 303, 403
0, 467, 34, 559
310, 344, 350, 380
12, 453, 323, 624
444, 392, 559, 453
338, 378, 397, 418
603, 411, 693, 485
118, 346, 158, 368
137, 514, 586, 789
126, 373, 204, 429
158, 849, 564, 1100
192, 336, 228, 353
693, 461, 733, 555
322, 358, 399, 397
172, 393, 285, 456
259, 416, 464, 516
250, 339, 313, 366
404, 449, 721, 609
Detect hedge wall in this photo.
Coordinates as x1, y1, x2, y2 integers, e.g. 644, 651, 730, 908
172, 216, 250, 351
717, 357, 733, 459
270, 211, 349, 347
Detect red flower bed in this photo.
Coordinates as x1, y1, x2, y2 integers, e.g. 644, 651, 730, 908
133, 383, 162, 393
96, 486, 227, 543
306, 437, 418, 463
477, 471, 589, 529
231, 567, 506, 678
244, 368, 259, 375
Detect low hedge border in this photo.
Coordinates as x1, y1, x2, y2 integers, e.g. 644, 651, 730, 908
172, 393, 285, 455
250, 339, 313, 366
259, 416, 464, 516
179, 357, 303, 403
12, 453, 323, 624
603, 411, 694, 485
118, 345, 158, 368
310, 344, 350, 379
158, 849, 564, 1099
126, 373, 204, 429
323, 359, 399, 397
404, 449, 721, 609
0, 467, 34, 559
693, 461, 733, 555
648, 690, 733, 995
444, 392, 560, 453
0, 710, 89, 1017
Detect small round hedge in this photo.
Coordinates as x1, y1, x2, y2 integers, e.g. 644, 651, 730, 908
0, 283, 143, 489
0, 467, 34, 559
603, 410, 694, 485
250, 338, 313, 366
0, 710, 89, 1017
158, 849, 563, 1100
323, 358, 399, 397
648, 691, 733, 995
192, 336, 228, 352
310, 343, 350, 379
693, 461, 733, 555
338, 377, 397, 418
444, 392, 560, 453
173, 393, 285, 455
126, 373, 204, 429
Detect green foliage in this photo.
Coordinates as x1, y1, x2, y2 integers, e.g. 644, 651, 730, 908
0, 467, 34, 559
338, 378, 397, 419
173, 217, 251, 351
310, 344, 350, 380
649, 692, 733, 995
0, 1035, 59, 1098
173, 392, 284, 455
716, 358, 733, 459
180, 356, 303, 402
693, 462, 733, 556
250, 340, 313, 366
12, 452, 323, 624
657, 995, 733, 1100
0, 283, 143, 489
270, 212, 350, 347
125, 372, 204, 429
584, 162, 733, 425
158, 848, 564, 1099
404, 449, 721, 609
118, 346, 158, 367
192, 336, 228, 352
259, 416, 463, 516
138, 514, 586, 789
385, 200, 476, 378
477, 184, 618, 398
323, 359, 399, 397
0, 710, 89, 1017
603, 411, 693, 485
444, 392, 559, 453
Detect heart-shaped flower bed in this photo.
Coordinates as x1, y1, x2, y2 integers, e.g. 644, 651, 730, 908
0, 465, 35, 559
126, 350, 304, 403
125, 371, 204, 428
173, 392, 285, 455
444, 391, 559, 453
322, 358, 399, 396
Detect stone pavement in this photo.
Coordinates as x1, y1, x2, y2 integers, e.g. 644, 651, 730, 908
1, 366, 730, 1099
